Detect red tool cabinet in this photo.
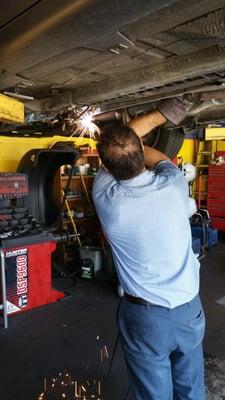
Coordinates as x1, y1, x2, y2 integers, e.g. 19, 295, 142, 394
207, 159, 225, 231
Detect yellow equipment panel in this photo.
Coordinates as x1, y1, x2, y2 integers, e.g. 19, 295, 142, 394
177, 139, 196, 164
0, 135, 96, 172
0, 94, 24, 124
205, 127, 225, 141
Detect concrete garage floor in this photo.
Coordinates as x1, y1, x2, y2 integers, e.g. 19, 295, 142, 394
1, 242, 225, 400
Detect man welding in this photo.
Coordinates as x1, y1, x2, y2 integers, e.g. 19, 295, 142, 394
92, 98, 205, 400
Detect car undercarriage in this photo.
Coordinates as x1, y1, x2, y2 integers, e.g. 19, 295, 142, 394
1, 1, 225, 157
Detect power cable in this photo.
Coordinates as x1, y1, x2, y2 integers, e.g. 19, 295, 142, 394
122, 387, 131, 400
103, 298, 131, 400
103, 331, 120, 397
103, 330, 131, 400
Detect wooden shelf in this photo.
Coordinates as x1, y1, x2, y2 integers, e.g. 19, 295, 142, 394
61, 175, 96, 180
64, 196, 83, 201
81, 153, 98, 157
54, 152, 100, 267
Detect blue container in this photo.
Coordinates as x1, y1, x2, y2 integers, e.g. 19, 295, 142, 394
191, 227, 218, 247
207, 228, 218, 247
192, 237, 201, 255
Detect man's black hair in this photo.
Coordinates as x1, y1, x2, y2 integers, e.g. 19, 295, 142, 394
96, 122, 144, 180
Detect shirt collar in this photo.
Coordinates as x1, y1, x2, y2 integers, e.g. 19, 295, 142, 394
119, 169, 153, 187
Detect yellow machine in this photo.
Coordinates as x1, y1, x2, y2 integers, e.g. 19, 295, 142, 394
0, 135, 96, 172
0, 94, 24, 124
0, 93, 96, 172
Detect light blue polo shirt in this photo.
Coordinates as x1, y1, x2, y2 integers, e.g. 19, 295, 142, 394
92, 161, 200, 308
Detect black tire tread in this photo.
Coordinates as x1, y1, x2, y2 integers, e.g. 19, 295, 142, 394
144, 128, 184, 159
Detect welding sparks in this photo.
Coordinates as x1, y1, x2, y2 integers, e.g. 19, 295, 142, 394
38, 372, 103, 399
98, 381, 101, 396
37, 338, 111, 399
75, 110, 100, 138
50, 105, 101, 139
104, 345, 109, 358
100, 345, 109, 362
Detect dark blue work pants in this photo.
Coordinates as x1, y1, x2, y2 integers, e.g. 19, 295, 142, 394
118, 295, 205, 400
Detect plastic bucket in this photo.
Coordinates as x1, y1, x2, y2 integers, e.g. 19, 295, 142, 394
79, 246, 102, 273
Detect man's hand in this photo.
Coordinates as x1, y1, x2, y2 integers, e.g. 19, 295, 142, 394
157, 97, 193, 125
143, 146, 169, 169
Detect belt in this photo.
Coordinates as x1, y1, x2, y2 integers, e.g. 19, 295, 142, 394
124, 293, 156, 306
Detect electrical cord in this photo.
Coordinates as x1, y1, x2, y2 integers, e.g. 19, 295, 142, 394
53, 262, 80, 279
103, 298, 131, 400
103, 331, 120, 397
103, 330, 131, 400
122, 387, 131, 400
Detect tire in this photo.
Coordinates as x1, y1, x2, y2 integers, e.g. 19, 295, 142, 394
143, 127, 184, 159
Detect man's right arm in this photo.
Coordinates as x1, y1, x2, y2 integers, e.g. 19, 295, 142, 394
143, 146, 185, 183
143, 146, 169, 169
127, 97, 191, 139
128, 110, 166, 138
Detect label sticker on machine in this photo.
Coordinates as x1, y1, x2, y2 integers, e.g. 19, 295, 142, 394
5, 248, 28, 314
